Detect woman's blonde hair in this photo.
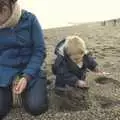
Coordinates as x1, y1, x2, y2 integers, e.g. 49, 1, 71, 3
64, 35, 87, 56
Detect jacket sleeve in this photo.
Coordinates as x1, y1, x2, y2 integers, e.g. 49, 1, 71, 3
22, 15, 46, 78
86, 54, 98, 71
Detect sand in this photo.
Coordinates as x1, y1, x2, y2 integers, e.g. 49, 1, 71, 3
4, 21, 120, 120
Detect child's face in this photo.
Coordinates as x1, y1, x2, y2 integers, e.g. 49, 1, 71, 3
70, 51, 84, 64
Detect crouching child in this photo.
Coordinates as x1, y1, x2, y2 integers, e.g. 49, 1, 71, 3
52, 36, 109, 90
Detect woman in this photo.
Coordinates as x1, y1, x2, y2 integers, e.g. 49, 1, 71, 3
0, 0, 48, 119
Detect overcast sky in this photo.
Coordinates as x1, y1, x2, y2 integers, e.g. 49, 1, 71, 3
19, 0, 120, 29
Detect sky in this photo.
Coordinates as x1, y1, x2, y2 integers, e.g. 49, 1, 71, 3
18, 0, 120, 29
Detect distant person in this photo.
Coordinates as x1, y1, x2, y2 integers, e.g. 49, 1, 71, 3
102, 21, 106, 26
52, 36, 109, 90
113, 19, 117, 26
0, 0, 48, 119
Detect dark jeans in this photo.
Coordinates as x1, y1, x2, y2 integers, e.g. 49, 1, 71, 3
0, 73, 48, 120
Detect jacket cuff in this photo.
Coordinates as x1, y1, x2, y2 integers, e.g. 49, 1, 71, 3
22, 73, 33, 81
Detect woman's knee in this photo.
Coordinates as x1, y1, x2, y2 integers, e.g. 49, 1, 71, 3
22, 87, 48, 116
0, 87, 12, 119
0, 106, 11, 119
22, 71, 48, 116
24, 102, 48, 116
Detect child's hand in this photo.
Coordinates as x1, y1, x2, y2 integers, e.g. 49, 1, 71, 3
96, 71, 110, 76
93, 67, 110, 76
76, 80, 89, 88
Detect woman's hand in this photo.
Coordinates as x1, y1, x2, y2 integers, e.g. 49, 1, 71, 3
13, 77, 28, 94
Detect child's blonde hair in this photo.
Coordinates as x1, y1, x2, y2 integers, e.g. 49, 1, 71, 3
64, 35, 87, 56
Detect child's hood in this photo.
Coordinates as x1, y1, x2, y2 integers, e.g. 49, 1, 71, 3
55, 38, 88, 57
54, 39, 86, 68
55, 39, 66, 56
